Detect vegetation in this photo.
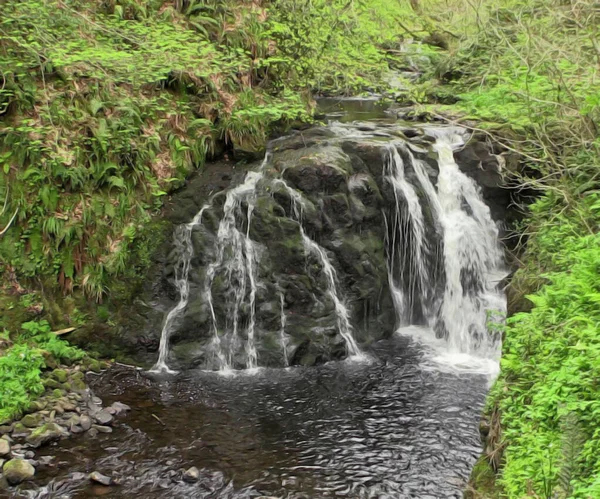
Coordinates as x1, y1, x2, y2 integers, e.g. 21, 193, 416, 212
0, 320, 84, 422
0, 0, 416, 420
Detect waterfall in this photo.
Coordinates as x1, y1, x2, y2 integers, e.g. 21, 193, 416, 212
150, 122, 504, 373
150, 206, 209, 373
432, 130, 505, 357
384, 128, 505, 361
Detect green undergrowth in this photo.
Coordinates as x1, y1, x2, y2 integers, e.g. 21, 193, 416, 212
0, 320, 85, 423
0, 0, 420, 302
409, 0, 600, 497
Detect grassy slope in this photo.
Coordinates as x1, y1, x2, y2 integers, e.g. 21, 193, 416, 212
412, 0, 600, 496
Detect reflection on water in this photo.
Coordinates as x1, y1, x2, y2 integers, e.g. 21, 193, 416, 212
18, 336, 489, 499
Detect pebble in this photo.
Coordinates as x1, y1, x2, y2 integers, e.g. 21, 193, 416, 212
92, 425, 113, 434
89, 471, 112, 486
71, 472, 87, 480
0, 440, 10, 457
94, 411, 114, 425
183, 466, 200, 483
79, 415, 92, 431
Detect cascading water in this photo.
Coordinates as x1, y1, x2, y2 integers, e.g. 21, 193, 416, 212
151, 121, 504, 373
152, 156, 363, 372
150, 206, 208, 374
432, 129, 506, 358
383, 127, 505, 366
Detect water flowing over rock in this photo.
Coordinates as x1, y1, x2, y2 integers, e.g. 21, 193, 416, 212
139, 121, 508, 372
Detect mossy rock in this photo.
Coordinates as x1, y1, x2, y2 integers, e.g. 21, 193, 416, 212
26, 422, 68, 448
3, 459, 35, 485
20, 413, 44, 428
51, 369, 68, 383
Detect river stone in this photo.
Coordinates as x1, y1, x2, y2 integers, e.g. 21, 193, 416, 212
89, 471, 112, 486
0, 440, 9, 456
79, 415, 92, 431
94, 410, 113, 425
111, 402, 131, 415
26, 423, 68, 448
3, 459, 35, 485
92, 425, 113, 434
183, 466, 200, 483
12, 423, 31, 438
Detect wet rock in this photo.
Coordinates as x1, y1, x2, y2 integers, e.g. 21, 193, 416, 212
183, 466, 200, 483
26, 422, 68, 448
3, 459, 35, 485
94, 410, 114, 425
92, 425, 113, 434
71, 472, 87, 480
111, 402, 131, 415
89, 471, 112, 486
0, 440, 9, 457
79, 415, 92, 431
87, 427, 99, 438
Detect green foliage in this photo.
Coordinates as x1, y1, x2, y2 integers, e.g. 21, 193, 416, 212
0, 320, 84, 422
488, 193, 600, 498
0, 0, 407, 300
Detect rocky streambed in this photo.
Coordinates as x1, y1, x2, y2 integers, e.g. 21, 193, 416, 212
0, 365, 131, 492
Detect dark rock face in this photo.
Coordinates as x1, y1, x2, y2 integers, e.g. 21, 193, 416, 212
122, 123, 513, 370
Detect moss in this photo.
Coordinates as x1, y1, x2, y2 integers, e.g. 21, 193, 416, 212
51, 369, 68, 383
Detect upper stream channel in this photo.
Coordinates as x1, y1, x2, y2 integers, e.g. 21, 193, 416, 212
14, 98, 509, 498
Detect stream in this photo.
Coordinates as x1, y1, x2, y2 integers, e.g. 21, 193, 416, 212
12, 98, 506, 498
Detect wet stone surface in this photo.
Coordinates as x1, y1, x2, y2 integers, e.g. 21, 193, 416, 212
11, 336, 489, 498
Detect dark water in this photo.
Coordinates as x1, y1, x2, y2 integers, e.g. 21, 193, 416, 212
17, 335, 488, 499
315, 97, 393, 123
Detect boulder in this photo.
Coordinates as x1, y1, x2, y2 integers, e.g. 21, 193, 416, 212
3, 459, 35, 485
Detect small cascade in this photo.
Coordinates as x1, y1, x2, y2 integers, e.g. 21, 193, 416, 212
151, 206, 209, 373
432, 130, 505, 357
203, 168, 265, 371
274, 178, 363, 358
384, 144, 430, 325
278, 291, 289, 367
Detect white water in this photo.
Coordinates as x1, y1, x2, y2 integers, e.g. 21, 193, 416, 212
386, 128, 505, 368
150, 206, 209, 373
384, 144, 430, 325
